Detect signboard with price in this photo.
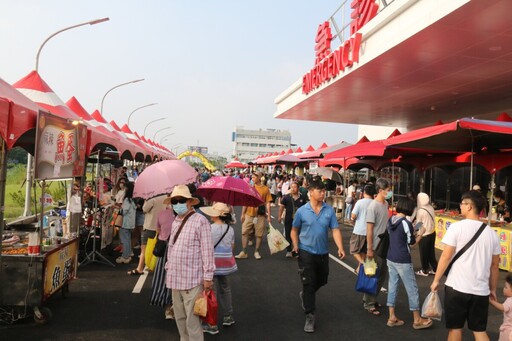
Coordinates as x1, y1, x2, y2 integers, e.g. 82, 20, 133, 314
43, 240, 78, 299
34, 111, 87, 180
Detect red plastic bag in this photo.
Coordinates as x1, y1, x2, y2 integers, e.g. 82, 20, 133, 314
201, 289, 218, 326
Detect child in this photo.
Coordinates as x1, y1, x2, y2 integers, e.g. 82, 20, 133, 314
490, 274, 512, 341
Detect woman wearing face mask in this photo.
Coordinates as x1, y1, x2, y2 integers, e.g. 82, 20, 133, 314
199, 202, 237, 334
116, 182, 136, 264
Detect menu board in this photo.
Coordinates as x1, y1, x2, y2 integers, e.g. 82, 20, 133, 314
34, 112, 87, 179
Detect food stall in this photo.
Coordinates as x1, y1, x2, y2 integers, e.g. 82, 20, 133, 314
434, 211, 512, 271
1, 111, 86, 324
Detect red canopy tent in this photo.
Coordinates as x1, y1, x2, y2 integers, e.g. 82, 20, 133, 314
0, 77, 39, 151
225, 158, 247, 169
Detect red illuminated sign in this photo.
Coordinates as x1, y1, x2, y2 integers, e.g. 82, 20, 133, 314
302, 0, 379, 94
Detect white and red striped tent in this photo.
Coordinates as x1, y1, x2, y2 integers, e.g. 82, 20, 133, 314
13, 71, 144, 159
0, 77, 39, 151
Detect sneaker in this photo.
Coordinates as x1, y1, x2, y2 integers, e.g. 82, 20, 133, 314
133, 244, 141, 249
165, 306, 174, 320
235, 251, 248, 259
254, 251, 262, 260
415, 270, 429, 277
248, 240, 254, 246
202, 324, 219, 335
222, 315, 235, 326
115, 256, 131, 264
304, 313, 315, 333
428, 269, 436, 275
299, 291, 305, 311
285, 252, 293, 258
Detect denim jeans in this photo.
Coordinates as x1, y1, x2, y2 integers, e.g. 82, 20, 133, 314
119, 228, 132, 258
345, 203, 353, 219
386, 260, 420, 311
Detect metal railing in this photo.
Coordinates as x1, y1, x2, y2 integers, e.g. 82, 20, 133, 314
328, 0, 395, 46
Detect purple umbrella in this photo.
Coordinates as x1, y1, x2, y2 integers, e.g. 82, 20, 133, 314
196, 176, 264, 207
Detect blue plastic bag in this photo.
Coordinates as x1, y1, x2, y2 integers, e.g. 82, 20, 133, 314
355, 263, 379, 295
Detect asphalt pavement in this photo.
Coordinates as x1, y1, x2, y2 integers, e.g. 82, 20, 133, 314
0, 205, 504, 340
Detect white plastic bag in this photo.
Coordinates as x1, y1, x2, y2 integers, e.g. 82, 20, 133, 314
267, 223, 290, 254
421, 291, 442, 321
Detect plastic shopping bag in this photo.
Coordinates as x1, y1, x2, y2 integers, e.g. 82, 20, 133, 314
201, 290, 218, 325
364, 258, 377, 276
421, 291, 443, 321
267, 223, 290, 254
355, 264, 379, 295
193, 292, 207, 317
144, 233, 158, 271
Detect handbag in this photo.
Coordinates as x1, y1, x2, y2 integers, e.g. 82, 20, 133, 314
444, 222, 486, 276
145, 233, 158, 271
355, 263, 379, 295
201, 290, 218, 326
257, 204, 266, 216
153, 239, 167, 257
267, 223, 290, 254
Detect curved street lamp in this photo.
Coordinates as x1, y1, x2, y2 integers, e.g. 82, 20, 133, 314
25, 17, 110, 217
127, 103, 158, 129
143, 117, 166, 137
153, 127, 173, 141
35, 17, 109, 71
100, 78, 145, 119
159, 133, 175, 144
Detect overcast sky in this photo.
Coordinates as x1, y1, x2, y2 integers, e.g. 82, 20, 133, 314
0, 0, 358, 158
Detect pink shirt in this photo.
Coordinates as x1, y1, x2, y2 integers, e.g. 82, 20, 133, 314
501, 297, 512, 333
165, 211, 215, 290
157, 208, 175, 241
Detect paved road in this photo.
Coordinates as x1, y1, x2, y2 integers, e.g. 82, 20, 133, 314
0, 205, 504, 340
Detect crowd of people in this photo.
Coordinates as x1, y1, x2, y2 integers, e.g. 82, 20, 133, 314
80, 164, 510, 340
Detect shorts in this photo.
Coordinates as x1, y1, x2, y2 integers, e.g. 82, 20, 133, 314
141, 229, 157, 245
349, 234, 367, 255
241, 214, 266, 238
445, 286, 489, 332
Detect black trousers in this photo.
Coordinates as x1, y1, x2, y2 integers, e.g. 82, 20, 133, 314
298, 249, 329, 314
419, 233, 438, 272
284, 223, 292, 252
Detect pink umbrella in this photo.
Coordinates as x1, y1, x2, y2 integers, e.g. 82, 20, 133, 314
196, 176, 263, 207
133, 160, 198, 199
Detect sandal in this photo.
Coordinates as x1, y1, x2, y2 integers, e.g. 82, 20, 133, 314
127, 269, 144, 276
365, 307, 381, 316
387, 319, 405, 327
413, 318, 432, 330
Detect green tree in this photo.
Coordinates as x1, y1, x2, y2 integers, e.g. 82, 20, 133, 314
7, 147, 28, 164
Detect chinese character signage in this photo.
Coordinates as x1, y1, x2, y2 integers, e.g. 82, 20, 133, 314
35, 112, 87, 179
302, 0, 378, 94
43, 240, 78, 299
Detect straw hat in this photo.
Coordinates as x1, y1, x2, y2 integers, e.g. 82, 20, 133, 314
200, 202, 230, 217
163, 185, 200, 206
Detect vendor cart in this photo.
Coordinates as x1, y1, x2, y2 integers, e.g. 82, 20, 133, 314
0, 235, 78, 324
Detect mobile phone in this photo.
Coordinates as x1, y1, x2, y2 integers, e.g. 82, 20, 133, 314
414, 222, 423, 231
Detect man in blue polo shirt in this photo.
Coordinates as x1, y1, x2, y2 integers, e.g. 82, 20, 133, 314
291, 180, 346, 333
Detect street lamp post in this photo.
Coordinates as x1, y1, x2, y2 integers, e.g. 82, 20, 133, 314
143, 117, 166, 137
35, 17, 109, 72
159, 133, 175, 144
24, 17, 110, 217
127, 103, 158, 129
153, 127, 172, 141
100, 79, 145, 118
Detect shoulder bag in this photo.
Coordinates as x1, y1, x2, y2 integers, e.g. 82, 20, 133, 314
444, 222, 486, 277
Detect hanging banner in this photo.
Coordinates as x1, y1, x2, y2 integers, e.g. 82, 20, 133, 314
35, 112, 87, 180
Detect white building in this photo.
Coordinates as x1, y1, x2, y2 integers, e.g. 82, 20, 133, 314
232, 127, 291, 163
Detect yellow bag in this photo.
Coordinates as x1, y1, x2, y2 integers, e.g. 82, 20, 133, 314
145, 233, 158, 271
193, 292, 207, 317
364, 258, 377, 276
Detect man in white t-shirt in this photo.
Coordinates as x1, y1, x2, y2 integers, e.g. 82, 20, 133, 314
431, 190, 500, 341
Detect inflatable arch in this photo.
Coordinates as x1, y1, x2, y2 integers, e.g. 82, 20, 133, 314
177, 150, 216, 171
